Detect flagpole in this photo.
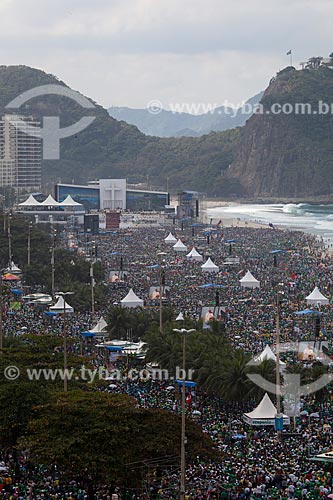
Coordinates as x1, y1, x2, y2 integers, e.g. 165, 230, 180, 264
290, 51, 293, 67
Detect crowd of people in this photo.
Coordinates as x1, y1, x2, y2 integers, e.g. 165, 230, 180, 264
1, 219, 333, 498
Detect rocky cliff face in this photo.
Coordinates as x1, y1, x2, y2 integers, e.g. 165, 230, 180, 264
226, 66, 333, 198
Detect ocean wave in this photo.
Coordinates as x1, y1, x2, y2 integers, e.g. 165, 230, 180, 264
282, 203, 304, 215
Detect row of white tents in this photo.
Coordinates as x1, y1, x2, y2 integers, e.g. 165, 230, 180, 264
165, 233, 330, 303
18, 194, 83, 207
116, 284, 329, 309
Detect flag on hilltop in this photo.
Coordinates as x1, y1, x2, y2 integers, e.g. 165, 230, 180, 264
287, 50, 292, 55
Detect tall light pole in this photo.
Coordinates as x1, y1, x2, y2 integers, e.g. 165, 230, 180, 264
272, 250, 284, 441
90, 241, 95, 316
275, 289, 282, 440
57, 291, 74, 393
157, 252, 167, 333
173, 324, 196, 500
8, 211, 12, 267
51, 229, 56, 298
0, 272, 3, 353
27, 221, 32, 266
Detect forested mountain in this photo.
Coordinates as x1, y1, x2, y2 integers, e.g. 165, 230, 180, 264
1, 64, 333, 199
0, 65, 240, 197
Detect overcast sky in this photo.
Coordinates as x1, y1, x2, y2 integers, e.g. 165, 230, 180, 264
0, 0, 332, 111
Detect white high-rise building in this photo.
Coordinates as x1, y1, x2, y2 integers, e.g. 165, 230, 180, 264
0, 114, 41, 190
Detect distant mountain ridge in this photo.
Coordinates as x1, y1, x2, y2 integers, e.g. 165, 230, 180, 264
108, 92, 263, 137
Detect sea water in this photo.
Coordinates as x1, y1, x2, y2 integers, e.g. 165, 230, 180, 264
207, 203, 333, 247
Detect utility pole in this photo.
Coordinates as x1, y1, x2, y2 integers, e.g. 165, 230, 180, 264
27, 221, 32, 266
90, 241, 95, 316
173, 325, 196, 500
0, 274, 3, 352
180, 332, 186, 500
58, 291, 74, 393
159, 267, 165, 333
51, 229, 56, 298
273, 251, 282, 441
8, 212, 12, 267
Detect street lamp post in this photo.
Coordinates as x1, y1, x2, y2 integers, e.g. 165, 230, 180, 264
0, 273, 3, 352
27, 221, 32, 266
173, 323, 196, 500
157, 252, 167, 333
272, 251, 284, 441
275, 290, 282, 441
90, 241, 95, 316
8, 211, 12, 267
57, 291, 74, 393
51, 229, 56, 298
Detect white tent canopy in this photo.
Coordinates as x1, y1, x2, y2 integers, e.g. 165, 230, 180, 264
173, 239, 187, 252
254, 345, 286, 371
6, 261, 22, 274
186, 247, 203, 261
18, 194, 41, 206
239, 270, 260, 289
120, 288, 144, 308
49, 295, 74, 313
89, 317, 108, 333
243, 393, 290, 426
306, 286, 329, 305
40, 194, 60, 206
201, 257, 219, 273
165, 232, 177, 244
60, 195, 83, 207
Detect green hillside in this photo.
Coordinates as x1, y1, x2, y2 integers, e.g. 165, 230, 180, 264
0, 65, 240, 196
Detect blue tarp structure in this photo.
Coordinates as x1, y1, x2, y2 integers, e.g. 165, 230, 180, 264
295, 309, 324, 316
270, 249, 287, 254
146, 264, 160, 269
81, 331, 96, 338
11, 288, 22, 295
198, 284, 225, 288
175, 380, 197, 387
105, 346, 123, 352
44, 311, 58, 317
232, 434, 247, 440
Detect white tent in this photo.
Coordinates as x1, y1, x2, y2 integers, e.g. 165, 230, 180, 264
201, 257, 219, 273
239, 270, 260, 289
306, 286, 329, 306
49, 295, 74, 313
60, 195, 83, 207
254, 345, 286, 371
40, 195, 60, 206
18, 194, 41, 206
173, 239, 187, 252
120, 288, 144, 308
186, 247, 203, 262
6, 261, 22, 274
164, 232, 177, 244
89, 316, 108, 334
243, 393, 290, 426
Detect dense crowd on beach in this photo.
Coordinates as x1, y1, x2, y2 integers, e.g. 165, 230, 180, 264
1, 221, 333, 498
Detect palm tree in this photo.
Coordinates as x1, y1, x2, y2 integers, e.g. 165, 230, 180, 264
107, 306, 133, 339
206, 349, 252, 401
247, 359, 276, 401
